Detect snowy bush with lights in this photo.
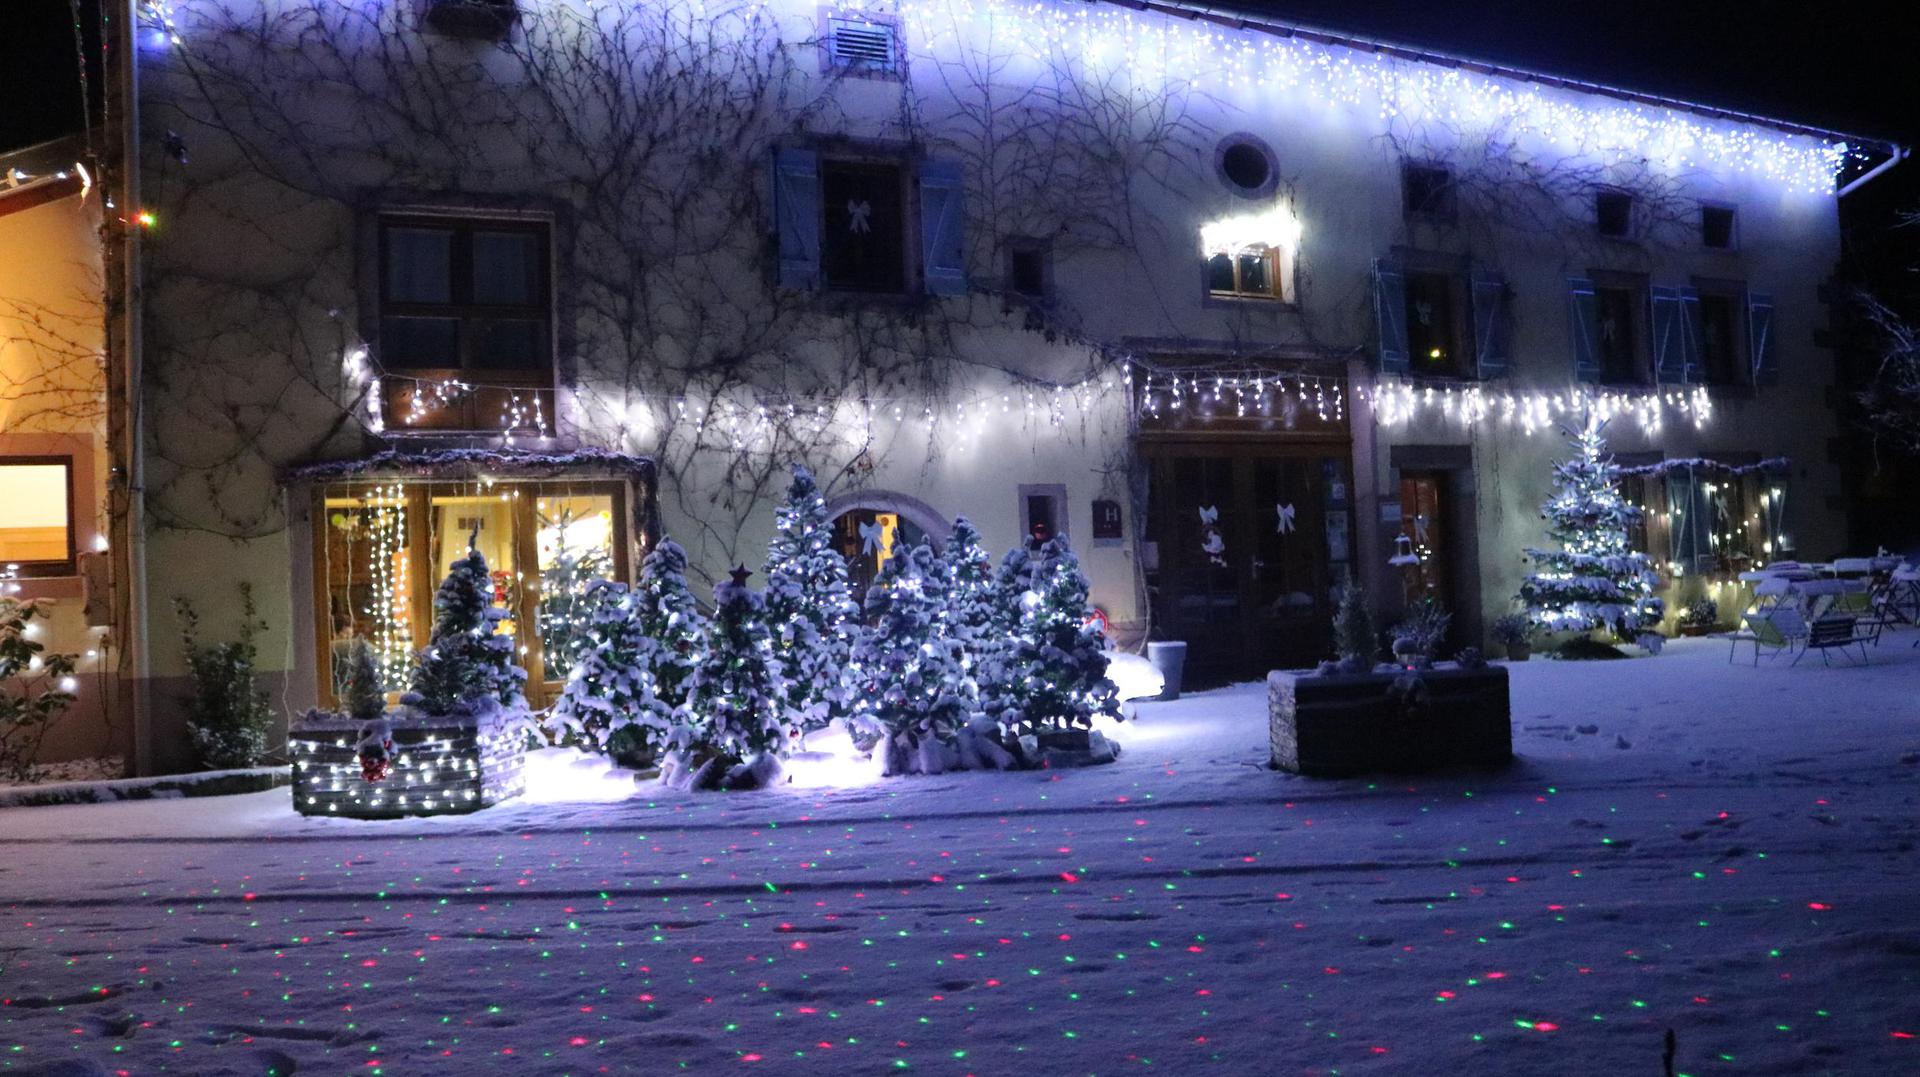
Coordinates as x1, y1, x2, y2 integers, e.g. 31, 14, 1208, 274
980, 536, 1122, 747
763, 466, 860, 736
291, 545, 528, 818
0, 598, 78, 783
942, 516, 999, 642
544, 579, 672, 765
632, 538, 707, 718
662, 567, 790, 791
849, 543, 978, 776
1518, 420, 1661, 637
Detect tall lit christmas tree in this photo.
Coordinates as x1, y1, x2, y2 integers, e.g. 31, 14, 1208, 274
667, 567, 788, 789
850, 543, 974, 774
544, 580, 671, 761
943, 516, 998, 644
762, 465, 860, 734
1518, 418, 1661, 635
632, 538, 706, 714
535, 506, 612, 682
981, 536, 1120, 737
410, 544, 526, 715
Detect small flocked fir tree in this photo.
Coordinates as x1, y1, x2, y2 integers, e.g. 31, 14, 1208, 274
982, 536, 1121, 738
545, 580, 671, 761
943, 516, 998, 645
1519, 418, 1661, 636
632, 538, 706, 715
1332, 582, 1376, 673
666, 567, 788, 790
410, 543, 527, 715
762, 466, 860, 734
987, 544, 1037, 637
341, 638, 386, 723
851, 543, 975, 774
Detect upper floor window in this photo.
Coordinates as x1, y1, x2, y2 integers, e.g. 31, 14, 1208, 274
1007, 238, 1050, 299
1701, 204, 1738, 249
1403, 270, 1466, 376
1402, 162, 1455, 218
1594, 188, 1634, 239
825, 15, 899, 74
820, 159, 907, 292
378, 215, 552, 431
1214, 134, 1279, 199
1373, 258, 1510, 380
1201, 206, 1298, 302
773, 148, 966, 296
1569, 273, 1650, 385
1693, 284, 1747, 386
0, 456, 75, 577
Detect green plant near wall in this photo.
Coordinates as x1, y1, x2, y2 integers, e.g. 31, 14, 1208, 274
175, 583, 273, 770
0, 598, 79, 782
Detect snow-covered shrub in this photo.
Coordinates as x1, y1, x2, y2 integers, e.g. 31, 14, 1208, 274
664, 569, 789, 790
544, 579, 671, 763
340, 638, 386, 724
943, 516, 998, 642
1389, 602, 1451, 661
763, 465, 860, 735
1332, 583, 1376, 673
174, 584, 273, 770
0, 598, 78, 782
409, 546, 527, 716
980, 537, 1120, 739
1489, 613, 1532, 648
632, 538, 706, 716
851, 543, 975, 775
1681, 598, 1719, 628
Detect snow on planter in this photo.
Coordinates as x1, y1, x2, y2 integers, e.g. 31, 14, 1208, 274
290, 702, 526, 818
1269, 664, 1511, 777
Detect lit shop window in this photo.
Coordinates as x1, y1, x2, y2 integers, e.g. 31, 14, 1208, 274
0, 457, 75, 576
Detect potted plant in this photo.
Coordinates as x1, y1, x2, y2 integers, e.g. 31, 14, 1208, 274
1679, 598, 1718, 637
1389, 602, 1451, 669
1491, 613, 1533, 661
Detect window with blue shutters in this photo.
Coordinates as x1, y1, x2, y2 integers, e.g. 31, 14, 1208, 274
1567, 277, 1601, 383
773, 147, 820, 290
1471, 268, 1510, 379
1747, 292, 1776, 385
1372, 259, 1409, 376
1651, 285, 1687, 384
918, 159, 967, 296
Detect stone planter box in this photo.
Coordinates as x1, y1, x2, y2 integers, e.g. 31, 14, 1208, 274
290, 706, 526, 818
1268, 665, 1512, 777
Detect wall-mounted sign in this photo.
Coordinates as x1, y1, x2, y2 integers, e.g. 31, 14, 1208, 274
1092, 498, 1123, 541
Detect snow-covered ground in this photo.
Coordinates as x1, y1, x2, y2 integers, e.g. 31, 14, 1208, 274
3, 635, 1918, 1075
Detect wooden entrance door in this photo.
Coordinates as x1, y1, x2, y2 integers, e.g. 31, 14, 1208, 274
1395, 471, 1453, 615
1146, 447, 1354, 683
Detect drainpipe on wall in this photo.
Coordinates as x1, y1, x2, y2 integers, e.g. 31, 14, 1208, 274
102, 0, 152, 776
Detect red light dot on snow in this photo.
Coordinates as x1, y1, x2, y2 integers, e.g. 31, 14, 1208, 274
1059, 872, 1080, 883
243, 892, 257, 901
742, 1053, 763, 1062
1808, 902, 1831, 911
1892, 1031, 1915, 1040
1535, 1022, 1559, 1032
1485, 971, 1507, 980
790, 941, 808, 950
570, 1037, 589, 1046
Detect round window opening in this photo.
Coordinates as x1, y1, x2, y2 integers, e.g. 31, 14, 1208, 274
1220, 140, 1272, 192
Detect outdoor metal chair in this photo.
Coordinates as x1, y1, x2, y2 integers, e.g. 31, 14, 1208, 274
1726, 606, 1804, 665
1795, 614, 1873, 666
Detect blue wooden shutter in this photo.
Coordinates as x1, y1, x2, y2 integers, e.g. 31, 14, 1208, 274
1567, 277, 1601, 383
1471, 268, 1511, 379
1651, 285, 1686, 384
1748, 292, 1776, 385
773, 147, 820, 290
918, 159, 967, 296
1679, 286, 1704, 383
1372, 259, 1409, 376
1664, 471, 1715, 574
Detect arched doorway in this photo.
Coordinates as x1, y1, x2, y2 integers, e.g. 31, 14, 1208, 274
824, 491, 951, 603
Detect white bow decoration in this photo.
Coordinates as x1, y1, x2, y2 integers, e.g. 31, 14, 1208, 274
859, 519, 885, 554
846, 199, 872, 234
1197, 505, 1219, 526
1275, 502, 1296, 534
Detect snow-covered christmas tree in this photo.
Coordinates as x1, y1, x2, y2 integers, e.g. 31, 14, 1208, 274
987, 544, 1036, 637
341, 637, 386, 723
544, 580, 671, 761
981, 536, 1121, 738
1518, 418, 1661, 635
535, 506, 612, 681
665, 566, 789, 790
943, 516, 998, 644
850, 543, 975, 774
632, 537, 706, 715
410, 543, 526, 715
762, 465, 860, 735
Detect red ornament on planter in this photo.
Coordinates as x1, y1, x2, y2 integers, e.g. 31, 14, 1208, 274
359, 739, 393, 782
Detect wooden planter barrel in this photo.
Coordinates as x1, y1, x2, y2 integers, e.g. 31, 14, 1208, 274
290, 706, 526, 818
1268, 665, 1512, 777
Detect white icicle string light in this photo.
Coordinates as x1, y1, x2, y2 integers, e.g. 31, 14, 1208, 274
865, 0, 1852, 193
1359, 380, 1711, 435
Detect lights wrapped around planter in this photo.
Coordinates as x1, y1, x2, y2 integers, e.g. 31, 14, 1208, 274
290, 705, 525, 818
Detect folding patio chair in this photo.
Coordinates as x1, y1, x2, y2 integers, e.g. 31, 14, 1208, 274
1795, 614, 1874, 666
1727, 606, 1806, 665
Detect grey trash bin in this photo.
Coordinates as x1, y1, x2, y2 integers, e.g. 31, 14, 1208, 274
1147, 640, 1187, 701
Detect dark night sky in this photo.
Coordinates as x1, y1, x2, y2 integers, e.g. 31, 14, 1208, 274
4, 1, 1916, 150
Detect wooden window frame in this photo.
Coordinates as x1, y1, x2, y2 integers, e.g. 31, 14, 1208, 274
311, 478, 631, 712
376, 214, 555, 432
1205, 244, 1292, 302
0, 454, 77, 578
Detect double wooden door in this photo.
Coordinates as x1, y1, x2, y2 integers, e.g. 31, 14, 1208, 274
1145, 446, 1354, 683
